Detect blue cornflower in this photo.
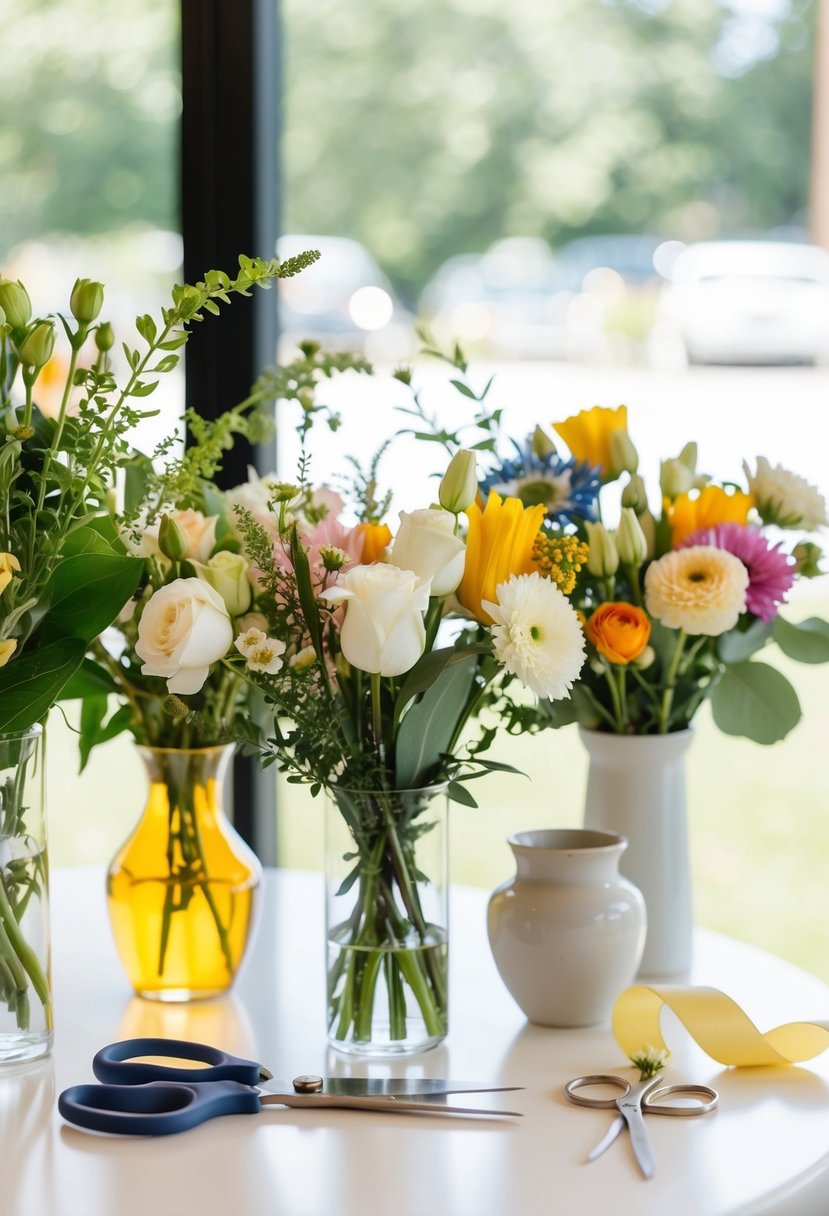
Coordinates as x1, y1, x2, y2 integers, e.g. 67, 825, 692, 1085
480, 437, 600, 526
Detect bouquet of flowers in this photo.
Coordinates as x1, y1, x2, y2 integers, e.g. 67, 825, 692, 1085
130, 346, 588, 1049
481, 403, 829, 740
0, 252, 313, 1042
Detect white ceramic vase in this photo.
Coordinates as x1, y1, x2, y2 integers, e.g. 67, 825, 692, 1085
580, 727, 694, 979
487, 829, 645, 1027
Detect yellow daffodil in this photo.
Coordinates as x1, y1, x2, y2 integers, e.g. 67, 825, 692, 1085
0, 639, 17, 667
456, 491, 546, 623
553, 405, 629, 477
356, 521, 393, 564
666, 485, 754, 546
0, 553, 21, 597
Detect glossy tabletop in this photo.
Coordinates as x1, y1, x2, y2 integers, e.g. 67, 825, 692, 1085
4, 867, 829, 1216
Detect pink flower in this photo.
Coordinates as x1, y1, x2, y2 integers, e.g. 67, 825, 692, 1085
681, 524, 794, 622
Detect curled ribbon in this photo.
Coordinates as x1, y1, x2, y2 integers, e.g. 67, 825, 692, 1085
613, 986, 829, 1067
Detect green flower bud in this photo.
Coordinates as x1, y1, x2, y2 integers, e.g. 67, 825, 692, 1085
158, 512, 188, 562
439, 448, 478, 514
678, 441, 698, 472
792, 541, 823, 579
659, 457, 695, 499
192, 550, 252, 616
621, 473, 649, 514
162, 694, 190, 720
632, 644, 655, 671
273, 482, 301, 504
319, 545, 349, 572
298, 339, 321, 358
70, 278, 104, 324
95, 322, 115, 352
585, 520, 619, 578
392, 366, 413, 386
609, 429, 639, 477
616, 507, 648, 567
17, 320, 56, 370
0, 279, 31, 330
531, 425, 557, 460
638, 509, 656, 559
297, 388, 315, 413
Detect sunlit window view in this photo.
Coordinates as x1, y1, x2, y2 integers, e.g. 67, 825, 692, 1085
3, 0, 827, 985
277, 0, 829, 981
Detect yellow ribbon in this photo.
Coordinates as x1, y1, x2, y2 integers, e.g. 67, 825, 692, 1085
613, 985, 829, 1067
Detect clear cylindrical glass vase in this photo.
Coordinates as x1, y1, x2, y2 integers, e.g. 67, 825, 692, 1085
325, 784, 449, 1056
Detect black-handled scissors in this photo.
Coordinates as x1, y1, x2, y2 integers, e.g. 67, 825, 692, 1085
565, 1072, 719, 1179
58, 1038, 525, 1136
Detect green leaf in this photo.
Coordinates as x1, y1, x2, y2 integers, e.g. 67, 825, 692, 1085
773, 616, 829, 664
124, 451, 155, 515
718, 619, 774, 664
393, 644, 487, 731
59, 658, 120, 700
710, 661, 801, 744
41, 553, 143, 644
395, 657, 477, 788
290, 524, 323, 659
60, 517, 127, 558
79, 700, 134, 771
447, 780, 478, 808
449, 379, 478, 400
0, 639, 87, 733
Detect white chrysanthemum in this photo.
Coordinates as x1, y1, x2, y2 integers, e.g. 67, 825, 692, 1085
246, 638, 287, 675
481, 572, 586, 700
744, 456, 828, 531
644, 546, 748, 636
235, 627, 267, 658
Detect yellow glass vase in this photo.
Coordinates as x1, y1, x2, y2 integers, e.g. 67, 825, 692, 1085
106, 745, 261, 1001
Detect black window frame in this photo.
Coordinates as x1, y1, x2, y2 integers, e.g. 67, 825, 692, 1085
180, 0, 280, 860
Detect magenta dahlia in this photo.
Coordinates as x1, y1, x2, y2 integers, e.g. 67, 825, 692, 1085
681, 523, 794, 622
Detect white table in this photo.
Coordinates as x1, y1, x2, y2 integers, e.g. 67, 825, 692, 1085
4, 868, 829, 1216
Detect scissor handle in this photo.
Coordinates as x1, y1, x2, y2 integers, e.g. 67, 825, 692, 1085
644, 1084, 719, 1117
58, 1079, 262, 1136
565, 1074, 631, 1109
92, 1038, 265, 1086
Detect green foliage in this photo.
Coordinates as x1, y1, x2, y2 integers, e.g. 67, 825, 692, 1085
772, 615, 829, 664
710, 660, 802, 744
395, 656, 478, 788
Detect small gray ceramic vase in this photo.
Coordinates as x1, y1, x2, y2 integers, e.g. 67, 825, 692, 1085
487, 829, 646, 1028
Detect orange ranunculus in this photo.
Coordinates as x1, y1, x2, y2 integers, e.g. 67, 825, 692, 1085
552, 405, 628, 476
456, 491, 546, 624
356, 522, 393, 564
586, 602, 651, 665
665, 485, 754, 547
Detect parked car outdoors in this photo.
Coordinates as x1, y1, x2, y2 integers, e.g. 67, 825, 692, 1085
277, 234, 414, 361
656, 240, 829, 365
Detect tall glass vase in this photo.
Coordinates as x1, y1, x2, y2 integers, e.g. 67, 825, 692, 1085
107, 745, 261, 1001
580, 727, 694, 979
325, 785, 448, 1055
0, 725, 52, 1064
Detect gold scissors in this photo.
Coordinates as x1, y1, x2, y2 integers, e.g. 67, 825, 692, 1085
565, 1071, 719, 1179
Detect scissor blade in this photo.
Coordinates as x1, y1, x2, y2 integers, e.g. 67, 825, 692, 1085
259, 1092, 522, 1118
264, 1078, 523, 1098
586, 1114, 625, 1162
620, 1105, 656, 1180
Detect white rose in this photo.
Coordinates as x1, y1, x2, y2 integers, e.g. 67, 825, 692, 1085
135, 577, 233, 695
388, 508, 466, 597
191, 550, 252, 616
320, 564, 431, 677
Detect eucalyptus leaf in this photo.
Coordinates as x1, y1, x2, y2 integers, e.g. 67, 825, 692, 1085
718, 619, 774, 664
393, 644, 487, 731
710, 661, 801, 744
772, 616, 829, 664
395, 657, 477, 789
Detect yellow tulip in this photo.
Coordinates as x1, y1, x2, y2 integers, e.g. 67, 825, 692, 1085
356, 522, 393, 564
553, 405, 629, 477
0, 639, 17, 668
666, 485, 754, 546
0, 552, 21, 597
456, 491, 546, 624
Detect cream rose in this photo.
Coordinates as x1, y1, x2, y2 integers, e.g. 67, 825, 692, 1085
320, 563, 431, 676
388, 508, 466, 597
132, 508, 219, 562
191, 550, 252, 616
135, 577, 233, 694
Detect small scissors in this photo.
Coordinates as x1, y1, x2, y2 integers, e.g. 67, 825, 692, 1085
564, 1071, 719, 1179
58, 1038, 524, 1136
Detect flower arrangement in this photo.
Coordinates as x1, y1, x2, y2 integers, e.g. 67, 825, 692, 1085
483, 403, 829, 741
129, 345, 588, 1048
0, 251, 317, 1038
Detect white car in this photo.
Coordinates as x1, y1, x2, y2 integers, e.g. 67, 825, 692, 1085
659, 240, 829, 365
